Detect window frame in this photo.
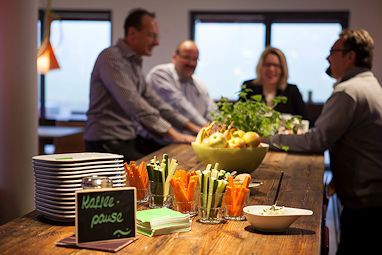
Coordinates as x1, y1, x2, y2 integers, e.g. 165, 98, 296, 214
190, 11, 349, 103
190, 11, 349, 45
38, 10, 112, 122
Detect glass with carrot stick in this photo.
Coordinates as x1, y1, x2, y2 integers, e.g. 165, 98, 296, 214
223, 175, 251, 221
124, 161, 149, 204
170, 169, 199, 216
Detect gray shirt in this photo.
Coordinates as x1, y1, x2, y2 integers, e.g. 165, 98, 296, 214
85, 39, 188, 141
269, 68, 382, 208
146, 63, 216, 127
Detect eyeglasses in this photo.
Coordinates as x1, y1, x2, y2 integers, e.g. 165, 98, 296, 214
146, 32, 159, 40
263, 63, 281, 69
177, 54, 199, 62
329, 48, 349, 55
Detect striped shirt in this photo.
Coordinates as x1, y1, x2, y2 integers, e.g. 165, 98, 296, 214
85, 39, 188, 141
146, 63, 216, 127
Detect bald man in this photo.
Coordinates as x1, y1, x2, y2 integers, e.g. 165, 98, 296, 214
146, 40, 216, 132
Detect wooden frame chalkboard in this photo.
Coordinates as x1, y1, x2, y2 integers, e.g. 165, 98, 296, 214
75, 187, 136, 244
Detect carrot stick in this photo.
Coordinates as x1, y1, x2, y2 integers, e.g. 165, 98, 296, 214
228, 175, 236, 193
124, 163, 136, 187
242, 175, 251, 189
187, 179, 197, 202
174, 180, 189, 212
234, 187, 249, 216
130, 161, 144, 189
224, 186, 234, 215
139, 161, 148, 188
175, 180, 188, 202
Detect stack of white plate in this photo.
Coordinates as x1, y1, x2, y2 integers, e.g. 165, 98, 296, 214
32, 152, 126, 222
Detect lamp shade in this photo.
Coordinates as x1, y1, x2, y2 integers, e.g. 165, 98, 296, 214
37, 37, 60, 74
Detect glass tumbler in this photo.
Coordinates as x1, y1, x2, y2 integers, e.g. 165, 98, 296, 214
148, 181, 173, 208
172, 185, 199, 216
198, 192, 225, 224
224, 190, 250, 221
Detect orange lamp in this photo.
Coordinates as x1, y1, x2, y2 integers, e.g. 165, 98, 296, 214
37, 0, 60, 74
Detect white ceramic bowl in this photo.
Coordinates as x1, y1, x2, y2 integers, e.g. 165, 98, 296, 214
243, 205, 313, 232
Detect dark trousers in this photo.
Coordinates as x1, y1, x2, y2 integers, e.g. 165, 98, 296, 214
337, 206, 382, 254
85, 137, 164, 162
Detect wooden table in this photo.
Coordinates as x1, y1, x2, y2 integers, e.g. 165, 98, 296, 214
0, 144, 324, 255
38, 126, 84, 154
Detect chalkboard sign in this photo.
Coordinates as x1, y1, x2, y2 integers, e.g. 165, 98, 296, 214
75, 187, 136, 244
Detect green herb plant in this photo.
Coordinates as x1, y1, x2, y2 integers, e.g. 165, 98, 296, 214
212, 87, 287, 137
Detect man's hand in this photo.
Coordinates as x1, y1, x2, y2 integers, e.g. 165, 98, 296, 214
184, 121, 202, 135
166, 128, 196, 143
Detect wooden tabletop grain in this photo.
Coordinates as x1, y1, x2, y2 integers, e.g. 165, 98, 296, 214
0, 144, 324, 255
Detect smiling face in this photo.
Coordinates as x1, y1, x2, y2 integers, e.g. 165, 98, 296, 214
260, 53, 282, 89
172, 41, 199, 79
126, 15, 159, 56
327, 38, 356, 80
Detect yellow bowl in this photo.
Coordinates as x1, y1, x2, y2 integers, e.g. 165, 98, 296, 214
191, 142, 269, 173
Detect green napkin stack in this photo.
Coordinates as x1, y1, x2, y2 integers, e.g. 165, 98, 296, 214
136, 208, 191, 237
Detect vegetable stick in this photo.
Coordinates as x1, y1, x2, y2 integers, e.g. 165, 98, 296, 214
242, 175, 251, 189
139, 161, 148, 188
187, 179, 197, 202
224, 186, 234, 215
130, 161, 144, 189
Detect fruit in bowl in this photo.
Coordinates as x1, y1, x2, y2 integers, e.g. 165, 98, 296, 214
191, 142, 268, 173
192, 123, 268, 173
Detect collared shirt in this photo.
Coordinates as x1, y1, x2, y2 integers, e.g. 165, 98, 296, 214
84, 39, 188, 141
146, 63, 216, 127
269, 67, 382, 208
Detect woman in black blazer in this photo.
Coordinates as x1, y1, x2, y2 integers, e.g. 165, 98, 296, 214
240, 47, 310, 121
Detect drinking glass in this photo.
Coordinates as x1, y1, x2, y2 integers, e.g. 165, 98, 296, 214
148, 180, 173, 208
224, 191, 250, 221
198, 192, 225, 224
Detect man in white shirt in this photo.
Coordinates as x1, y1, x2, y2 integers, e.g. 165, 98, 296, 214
146, 40, 216, 131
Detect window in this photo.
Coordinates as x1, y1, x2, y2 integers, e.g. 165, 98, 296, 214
191, 12, 348, 102
38, 10, 112, 121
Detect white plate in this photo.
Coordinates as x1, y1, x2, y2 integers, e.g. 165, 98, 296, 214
243, 205, 313, 232
35, 192, 75, 201
34, 167, 125, 176
35, 185, 83, 193
33, 163, 124, 172
36, 203, 75, 215
34, 180, 126, 188
34, 176, 126, 184
33, 159, 124, 168
35, 182, 126, 192
32, 152, 123, 163
36, 208, 74, 222
35, 188, 75, 197
36, 200, 75, 210
35, 196, 76, 206
35, 181, 82, 188
34, 171, 125, 179
248, 181, 263, 189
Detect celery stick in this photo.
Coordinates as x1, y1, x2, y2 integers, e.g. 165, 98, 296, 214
164, 158, 177, 196
206, 177, 216, 218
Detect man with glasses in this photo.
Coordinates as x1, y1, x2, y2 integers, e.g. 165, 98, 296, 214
85, 9, 201, 161
265, 29, 382, 254
146, 40, 215, 139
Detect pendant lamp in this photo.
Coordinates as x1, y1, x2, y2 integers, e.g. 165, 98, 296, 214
37, 0, 60, 74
